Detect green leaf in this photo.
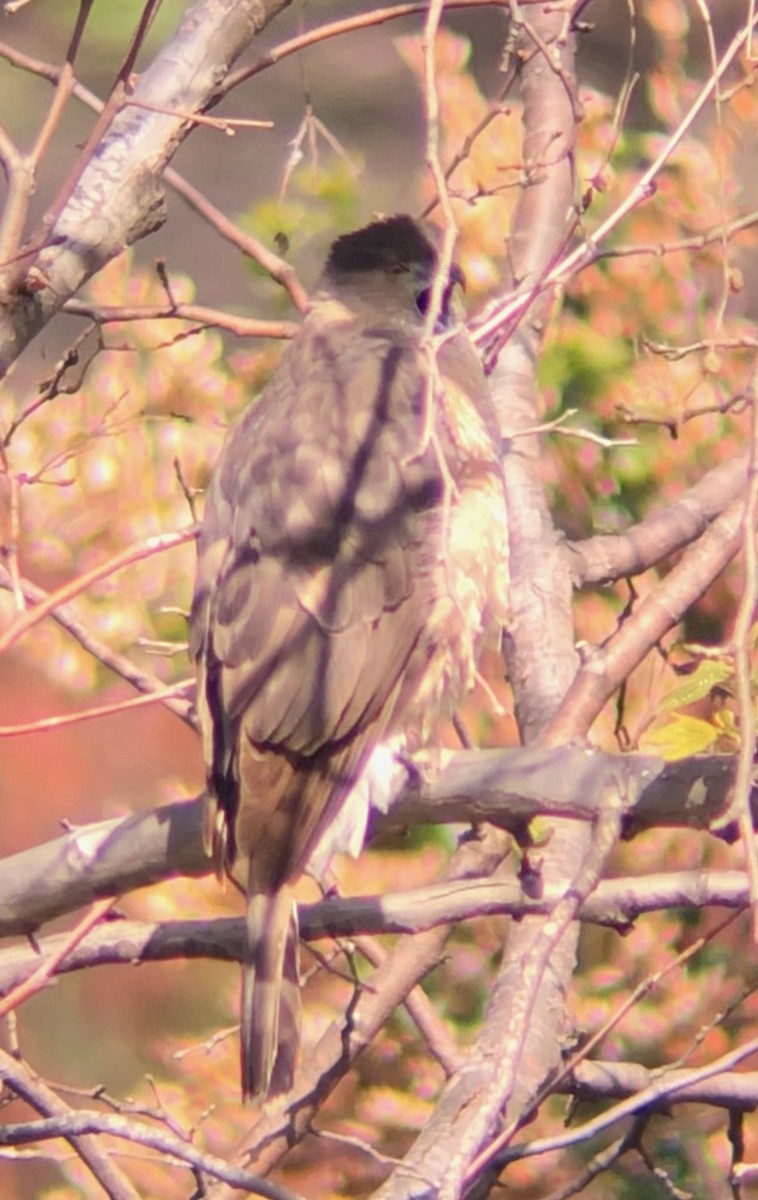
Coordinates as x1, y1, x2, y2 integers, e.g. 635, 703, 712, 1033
644, 715, 720, 760
659, 660, 732, 712
713, 707, 740, 746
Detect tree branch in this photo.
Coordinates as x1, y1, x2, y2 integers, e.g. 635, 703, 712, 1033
0, 748, 739, 939
568, 453, 749, 587
374, 3, 585, 1196
205, 830, 510, 1199
0, 1045, 140, 1200
494, 1033, 758, 1170
547, 496, 747, 743
0, 563, 197, 731
567, 1058, 758, 1111
0, 0, 291, 375
64, 299, 298, 341
0, 1059, 299, 1200
0, 868, 751, 996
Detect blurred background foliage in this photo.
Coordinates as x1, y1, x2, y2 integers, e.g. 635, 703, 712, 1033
1, 1, 757, 1197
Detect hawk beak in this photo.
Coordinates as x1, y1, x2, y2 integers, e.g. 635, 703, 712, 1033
450, 263, 466, 291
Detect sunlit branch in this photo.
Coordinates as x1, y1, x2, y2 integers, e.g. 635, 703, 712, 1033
490, 1034, 758, 1171
0, 680, 194, 738
718, 364, 758, 934
568, 454, 749, 586
0, 897, 115, 1018
64, 300, 298, 340
0, 871, 750, 995
0, 749, 736, 938
0, 1044, 140, 1200
547, 498, 747, 742
438, 783, 626, 1200
0, 1080, 299, 1200
0, 526, 197, 658
472, 13, 758, 351
0, 563, 198, 729
595, 209, 758, 263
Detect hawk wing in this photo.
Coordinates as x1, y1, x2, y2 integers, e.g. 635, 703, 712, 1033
189, 311, 445, 890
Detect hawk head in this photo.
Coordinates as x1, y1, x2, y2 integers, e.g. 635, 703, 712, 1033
320, 214, 464, 331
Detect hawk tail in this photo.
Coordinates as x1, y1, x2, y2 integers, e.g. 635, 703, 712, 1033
241, 881, 300, 1100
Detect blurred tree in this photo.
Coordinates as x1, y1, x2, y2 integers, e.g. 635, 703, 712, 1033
0, 1, 757, 1198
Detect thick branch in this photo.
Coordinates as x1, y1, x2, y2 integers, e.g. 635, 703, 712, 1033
0, 869, 750, 995
568, 453, 749, 586
0, 749, 738, 939
0, 797, 207, 937
567, 1059, 758, 1111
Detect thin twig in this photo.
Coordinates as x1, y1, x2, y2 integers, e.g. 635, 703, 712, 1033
64, 299, 298, 340
221, 1, 514, 96
595, 209, 758, 262
0, 525, 197, 658
125, 98, 273, 132
0, 562, 197, 729
0, 679, 194, 738
0, 897, 116, 1018
473, 13, 758, 350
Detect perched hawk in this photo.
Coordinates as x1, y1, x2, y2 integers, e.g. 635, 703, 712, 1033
190, 215, 508, 1099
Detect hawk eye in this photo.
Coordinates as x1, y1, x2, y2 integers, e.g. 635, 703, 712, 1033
415, 280, 457, 329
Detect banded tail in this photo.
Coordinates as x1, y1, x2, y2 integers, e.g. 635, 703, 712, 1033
241, 881, 301, 1099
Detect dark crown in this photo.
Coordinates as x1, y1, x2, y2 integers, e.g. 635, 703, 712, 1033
324, 215, 437, 279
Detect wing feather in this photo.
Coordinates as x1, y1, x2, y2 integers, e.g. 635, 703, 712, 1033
190, 314, 445, 875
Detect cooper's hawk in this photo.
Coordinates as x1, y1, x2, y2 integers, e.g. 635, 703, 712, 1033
190, 215, 508, 1099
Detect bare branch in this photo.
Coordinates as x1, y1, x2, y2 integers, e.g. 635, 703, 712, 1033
221, 0, 513, 95
0, 868, 751, 996
717, 368, 758, 931
568, 454, 749, 586
163, 173, 310, 314
0, 36, 309, 316
0, 1069, 300, 1200
495, 1034, 758, 1169
0, 563, 197, 730
204, 831, 510, 1197
0, 0, 291, 375
473, 14, 758, 352
64, 299, 298, 340
547, 497, 746, 743
353, 935, 463, 1076
0, 747, 737, 944
0, 525, 197, 657
383, 1, 584, 1195
440, 778, 627, 1197
0, 680, 194, 738
0, 797, 208, 937
0, 1046, 140, 1200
